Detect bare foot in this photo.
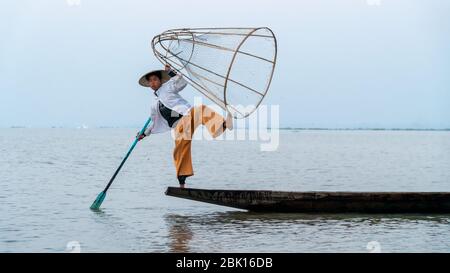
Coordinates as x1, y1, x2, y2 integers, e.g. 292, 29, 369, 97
179, 184, 185, 189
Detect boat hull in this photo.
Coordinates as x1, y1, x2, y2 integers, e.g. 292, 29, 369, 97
165, 187, 450, 213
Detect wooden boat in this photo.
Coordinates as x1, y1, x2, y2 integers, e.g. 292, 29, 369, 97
165, 187, 450, 213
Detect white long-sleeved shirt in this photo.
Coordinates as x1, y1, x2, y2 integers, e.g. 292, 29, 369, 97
144, 74, 191, 135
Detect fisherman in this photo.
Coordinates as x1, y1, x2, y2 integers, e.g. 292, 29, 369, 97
137, 65, 233, 188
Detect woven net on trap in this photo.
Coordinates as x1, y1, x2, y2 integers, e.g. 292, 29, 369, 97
152, 27, 277, 118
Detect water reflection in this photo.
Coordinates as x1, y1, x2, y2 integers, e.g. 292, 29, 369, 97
164, 211, 450, 252
165, 214, 193, 253
167, 211, 450, 226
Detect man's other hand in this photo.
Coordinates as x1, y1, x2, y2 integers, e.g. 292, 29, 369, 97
136, 132, 146, 141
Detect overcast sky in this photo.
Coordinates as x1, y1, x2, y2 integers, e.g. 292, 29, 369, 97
0, 0, 449, 129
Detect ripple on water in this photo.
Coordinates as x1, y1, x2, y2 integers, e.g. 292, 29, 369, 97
1, 129, 450, 252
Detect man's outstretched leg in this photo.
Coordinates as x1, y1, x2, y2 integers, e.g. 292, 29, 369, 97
172, 105, 233, 188
196, 105, 233, 138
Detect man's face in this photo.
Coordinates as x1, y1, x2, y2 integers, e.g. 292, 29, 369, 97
148, 75, 162, 91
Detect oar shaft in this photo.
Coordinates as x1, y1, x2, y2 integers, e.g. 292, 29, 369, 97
103, 139, 137, 192
102, 117, 152, 193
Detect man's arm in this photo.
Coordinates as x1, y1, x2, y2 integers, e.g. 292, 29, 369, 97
137, 121, 153, 140
165, 64, 188, 93
137, 104, 156, 141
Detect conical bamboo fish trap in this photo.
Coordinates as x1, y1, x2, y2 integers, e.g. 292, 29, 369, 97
152, 27, 277, 118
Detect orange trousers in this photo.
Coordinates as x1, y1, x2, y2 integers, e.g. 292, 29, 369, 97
173, 105, 226, 177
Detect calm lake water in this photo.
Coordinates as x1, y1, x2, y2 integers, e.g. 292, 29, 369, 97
1, 128, 450, 252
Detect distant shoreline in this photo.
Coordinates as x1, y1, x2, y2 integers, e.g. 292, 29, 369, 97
279, 128, 450, 131
3, 127, 450, 131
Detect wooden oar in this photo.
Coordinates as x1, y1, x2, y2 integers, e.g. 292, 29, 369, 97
90, 117, 152, 210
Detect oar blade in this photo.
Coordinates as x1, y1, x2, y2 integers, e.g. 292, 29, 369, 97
90, 191, 107, 210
